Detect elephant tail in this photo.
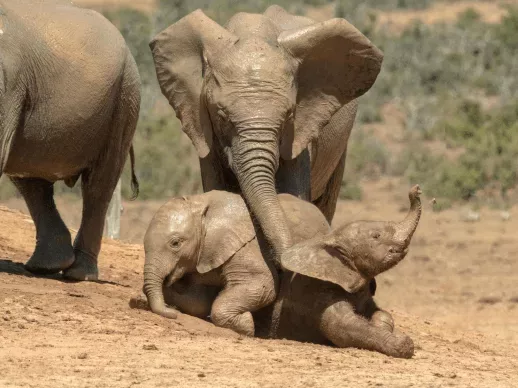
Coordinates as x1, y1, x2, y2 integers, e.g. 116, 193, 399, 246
129, 144, 139, 200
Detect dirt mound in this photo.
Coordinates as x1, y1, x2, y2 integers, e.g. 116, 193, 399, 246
1, 200, 517, 387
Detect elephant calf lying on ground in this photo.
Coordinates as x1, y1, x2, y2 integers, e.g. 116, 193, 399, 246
131, 187, 422, 358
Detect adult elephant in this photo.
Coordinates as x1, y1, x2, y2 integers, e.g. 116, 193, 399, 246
0, 0, 140, 280
150, 5, 383, 263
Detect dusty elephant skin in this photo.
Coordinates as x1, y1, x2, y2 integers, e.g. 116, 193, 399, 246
149, 5, 383, 265
139, 191, 329, 336
132, 186, 422, 358
0, 0, 140, 281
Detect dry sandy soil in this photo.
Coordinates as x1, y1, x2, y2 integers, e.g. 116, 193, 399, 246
1, 179, 517, 387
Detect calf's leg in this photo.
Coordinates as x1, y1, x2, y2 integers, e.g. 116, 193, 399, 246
320, 301, 414, 359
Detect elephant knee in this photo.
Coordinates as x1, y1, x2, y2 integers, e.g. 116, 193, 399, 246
211, 306, 254, 336
210, 305, 234, 328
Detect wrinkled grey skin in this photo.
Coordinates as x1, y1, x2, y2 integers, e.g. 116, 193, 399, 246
149, 5, 383, 266
0, 0, 140, 280
133, 186, 422, 358
141, 191, 328, 336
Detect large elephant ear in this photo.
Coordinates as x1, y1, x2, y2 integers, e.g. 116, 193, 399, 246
149, 10, 238, 158
278, 18, 383, 159
280, 234, 367, 293
196, 192, 256, 274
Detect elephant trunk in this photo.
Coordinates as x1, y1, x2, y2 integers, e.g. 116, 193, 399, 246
143, 258, 178, 319
394, 185, 422, 246
231, 128, 292, 264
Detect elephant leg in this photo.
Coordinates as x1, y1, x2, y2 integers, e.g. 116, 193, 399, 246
163, 283, 219, 319
276, 149, 311, 200
361, 295, 395, 333
129, 283, 219, 320
63, 62, 139, 281
320, 301, 414, 359
211, 278, 276, 336
11, 177, 74, 274
313, 151, 346, 224
61, 164, 118, 281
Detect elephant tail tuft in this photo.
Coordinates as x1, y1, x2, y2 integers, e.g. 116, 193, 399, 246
129, 144, 139, 200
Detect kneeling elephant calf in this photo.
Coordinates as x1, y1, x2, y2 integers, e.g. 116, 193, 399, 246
133, 186, 422, 358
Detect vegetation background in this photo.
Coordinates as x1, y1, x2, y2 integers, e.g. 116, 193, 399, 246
1, 0, 517, 212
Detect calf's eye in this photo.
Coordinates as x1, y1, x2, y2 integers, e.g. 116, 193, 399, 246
169, 239, 182, 249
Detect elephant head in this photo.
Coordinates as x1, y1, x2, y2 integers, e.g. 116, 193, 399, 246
142, 192, 256, 319
281, 185, 422, 293
149, 7, 383, 262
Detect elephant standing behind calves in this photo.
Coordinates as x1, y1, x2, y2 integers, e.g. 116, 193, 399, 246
133, 187, 422, 358
150, 5, 384, 265
0, 0, 140, 280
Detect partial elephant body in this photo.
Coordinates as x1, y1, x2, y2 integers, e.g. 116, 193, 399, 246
0, 0, 140, 280
150, 5, 383, 265
137, 186, 422, 358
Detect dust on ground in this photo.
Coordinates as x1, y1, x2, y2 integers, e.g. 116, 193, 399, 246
1, 179, 517, 387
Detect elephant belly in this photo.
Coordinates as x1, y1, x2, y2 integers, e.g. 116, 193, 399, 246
254, 275, 339, 345
3, 117, 111, 182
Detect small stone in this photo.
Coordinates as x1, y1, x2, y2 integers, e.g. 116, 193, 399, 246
198, 373, 206, 378
143, 344, 158, 351
77, 353, 88, 360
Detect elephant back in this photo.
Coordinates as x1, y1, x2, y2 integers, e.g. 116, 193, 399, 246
278, 193, 330, 243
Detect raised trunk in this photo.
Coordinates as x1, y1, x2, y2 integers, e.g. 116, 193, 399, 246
143, 261, 178, 319
394, 185, 422, 245
232, 129, 292, 265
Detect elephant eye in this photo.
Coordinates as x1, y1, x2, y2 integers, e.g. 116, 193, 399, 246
371, 232, 381, 240
169, 238, 182, 250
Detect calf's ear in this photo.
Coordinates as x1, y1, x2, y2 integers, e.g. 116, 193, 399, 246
280, 235, 367, 293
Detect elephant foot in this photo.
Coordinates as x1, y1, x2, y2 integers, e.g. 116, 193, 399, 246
25, 238, 75, 275
384, 331, 414, 359
63, 250, 98, 281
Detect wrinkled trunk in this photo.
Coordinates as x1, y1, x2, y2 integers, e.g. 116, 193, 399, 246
232, 128, 292, 265
394, 185, 422, 245
143, 258, 178, 319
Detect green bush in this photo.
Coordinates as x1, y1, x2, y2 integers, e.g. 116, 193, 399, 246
339, 181, 363, 200
121, 114, 201, 200
394, 99, 518, 202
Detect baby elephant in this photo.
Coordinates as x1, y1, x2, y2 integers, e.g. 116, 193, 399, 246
141, 191, 330, 336
136, 187, 421, 358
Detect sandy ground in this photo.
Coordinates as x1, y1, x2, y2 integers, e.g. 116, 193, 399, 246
1, 179, 517, 387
